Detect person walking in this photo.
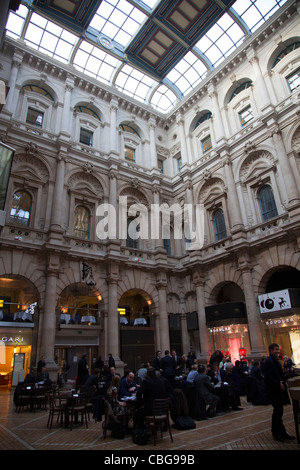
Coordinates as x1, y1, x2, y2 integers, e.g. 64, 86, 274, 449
77, 354, 89, 388
263, 343, 295, 442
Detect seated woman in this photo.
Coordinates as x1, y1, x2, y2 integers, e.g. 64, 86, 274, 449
106, 375, 129, 422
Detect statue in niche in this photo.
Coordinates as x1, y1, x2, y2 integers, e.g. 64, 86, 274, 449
82, 261, 96, 286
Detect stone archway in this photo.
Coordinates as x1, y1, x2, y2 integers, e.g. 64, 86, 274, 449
118, 288, 155, 373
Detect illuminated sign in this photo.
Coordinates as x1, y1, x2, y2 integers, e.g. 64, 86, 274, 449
258, 289, 291, 313
1, 337, 24, 343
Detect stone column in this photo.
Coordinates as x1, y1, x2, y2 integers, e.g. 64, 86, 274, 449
148, 116, 157, 168
223, 156, 244, 233
238, 253, 266, 359
156, 277, 170, 352
108, 169, 118, 240
176, 112, 189, 166
60, 76, 74, 136
154, 313, 161, 351
50, 152, 66, 230
184, 181, 195, 248
40, 266, 60, 380
208, 84, 225, 143
110, 98, 119, 155
193, 271, 210, 363
103, 309, 108, 360
3, 50, 24, 116
152, 185, 164, 250
247, 50, 271, 113
179, 297, 190, 354
107, 278, 120, 360
271, 125, 299, 206
107, 261, 121, 366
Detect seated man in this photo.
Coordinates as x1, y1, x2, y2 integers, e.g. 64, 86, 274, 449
186, 364, 198, 384
133, 367, 167, 428
119, 371, 138, 398
193, 365, 220, 416
37, 366, 50, 382
81, 368, 101, 400
220, 363, 243, 410
104, 366, 120, 384
24, 369, 37, 385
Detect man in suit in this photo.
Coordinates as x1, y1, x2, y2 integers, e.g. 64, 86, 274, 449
119, 371, 139, 398
153, 350, 162, 372
37, 366, 50, 382
133, 367, 167, 428
194, 365, 220, 416
161, 350, 175, 387
171, 350, 182, 376
263, 343, 295, 442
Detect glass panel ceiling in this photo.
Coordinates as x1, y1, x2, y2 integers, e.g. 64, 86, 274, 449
5, 0, 288, 114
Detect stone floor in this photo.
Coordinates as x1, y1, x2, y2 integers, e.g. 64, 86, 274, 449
0, 389, 299, 453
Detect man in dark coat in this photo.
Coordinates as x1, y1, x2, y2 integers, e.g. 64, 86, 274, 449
263, 343, 295, 442
77, 354, 89, 387
152, 350, 162, 372
171, 350, 182, 376
161, 350, 175, 387
194, 365, 220, 416
133, 367, 167, 428
108, 353, 115, 368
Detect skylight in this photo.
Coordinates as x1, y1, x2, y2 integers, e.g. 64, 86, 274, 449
4, 0, 289, 113
89, 0, 147, 48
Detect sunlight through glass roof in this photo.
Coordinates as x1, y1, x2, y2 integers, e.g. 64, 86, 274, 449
5, 0, 288, 114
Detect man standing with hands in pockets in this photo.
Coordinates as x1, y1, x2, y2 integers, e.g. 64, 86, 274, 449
263, 343, 295, 442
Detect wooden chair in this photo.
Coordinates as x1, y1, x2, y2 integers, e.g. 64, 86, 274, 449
47, 393, 66, 429
102, 399, 114, 438
32, 388, 47, 412
144, 398, 173, 445
85, 399, 94, 421
15, 387, 32, 413
67, 393, 88, 430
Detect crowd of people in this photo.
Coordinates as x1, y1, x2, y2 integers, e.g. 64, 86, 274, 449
18, 346, 297, 442
73, 347, 297, 436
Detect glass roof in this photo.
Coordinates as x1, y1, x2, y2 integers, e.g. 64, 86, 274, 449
5, 0, 288, 114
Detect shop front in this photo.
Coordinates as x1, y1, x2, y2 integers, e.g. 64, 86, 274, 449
259, 289, 300, 365
55, 328, 102, 383
206, 302, 251, 364
0, 276, 38, 388
0, 329, 33, 388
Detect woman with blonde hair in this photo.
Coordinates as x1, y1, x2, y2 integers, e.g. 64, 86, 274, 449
107, 374, 128, 418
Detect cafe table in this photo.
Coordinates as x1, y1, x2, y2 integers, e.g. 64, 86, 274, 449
58, 391, 88, 428
134, 318, 147, 326
81, 315, 96, 324
120, 396, 137, 420
13, 311, 33, 322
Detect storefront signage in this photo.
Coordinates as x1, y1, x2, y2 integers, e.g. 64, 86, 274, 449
264, 317, 296, 326
258, 289, 291, 313
1, 336, 24, 344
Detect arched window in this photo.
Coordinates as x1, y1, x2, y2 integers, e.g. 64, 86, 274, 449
194, 112, 212, 130
229, 81, 252, 102
213, 208, 227, 241
258, 185, 278, 221
74, 205, 90, 239
10, 190, 32, 226
272, 41, 300, 68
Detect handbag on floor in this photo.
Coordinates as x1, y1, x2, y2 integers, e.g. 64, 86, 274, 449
132, 427, 149, 445
174, 415, 196, 430
111, 421, 125, 439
